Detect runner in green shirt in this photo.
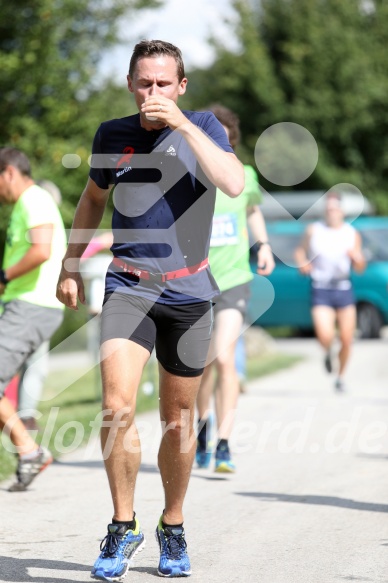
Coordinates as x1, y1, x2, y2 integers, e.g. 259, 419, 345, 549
2, 185, 66, 308
209, 164, 264, 291
196, 105, 275, 472
0, 147, 66, 492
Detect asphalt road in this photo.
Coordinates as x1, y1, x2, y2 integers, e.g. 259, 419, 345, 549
1, 337, 387, 583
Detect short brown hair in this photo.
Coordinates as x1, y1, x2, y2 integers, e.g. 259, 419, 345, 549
207, 104, 241, 149
0, 147, 31, 177
129, 39, 185, 81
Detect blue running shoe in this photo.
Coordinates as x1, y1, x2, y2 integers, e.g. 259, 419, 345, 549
91, 519, 145, 582
215, 444, 236, 473
155, 516, 192, 577
195, 446, 212, 469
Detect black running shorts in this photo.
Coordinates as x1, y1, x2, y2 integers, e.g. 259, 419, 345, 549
101, 292, 214, 377
213, 282, 251, 316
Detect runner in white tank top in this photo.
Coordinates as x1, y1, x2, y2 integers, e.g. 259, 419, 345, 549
309, 221, 356, 290
295, 192, 366, 391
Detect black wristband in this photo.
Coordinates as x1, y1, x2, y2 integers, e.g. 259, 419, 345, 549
258, 241, 270, 247
0, 269, 9, 284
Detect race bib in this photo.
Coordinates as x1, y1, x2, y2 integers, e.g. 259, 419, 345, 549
210, 213, 238, 247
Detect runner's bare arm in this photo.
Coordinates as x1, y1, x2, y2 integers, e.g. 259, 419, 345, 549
56, 178, 111, 310
3, 224, 54, 282
348, 231, 366, 273
247, 206, 275, 276
294, 224, 314, 274
176, 127, 244, 198
0, 224, 54, 296
141, 97, 244, 197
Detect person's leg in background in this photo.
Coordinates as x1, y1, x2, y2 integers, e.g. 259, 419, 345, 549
17, 340, 50, 430
0, 301, 62, 492
335, 303, 357, 391
0, 394, 49, 458
311, 304, 337, 374
235, 331, 247, 393
212, 308, 243, 472
195, 358, 215, 468
196, 305, 243, 472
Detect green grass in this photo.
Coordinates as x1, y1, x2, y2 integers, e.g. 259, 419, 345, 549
0, 441, 17, 481
0, 351, 301, 483
246, 352, 301, 381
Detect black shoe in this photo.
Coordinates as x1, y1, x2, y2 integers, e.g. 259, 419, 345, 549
8, 447, 53, 492
324, 351, 332, 373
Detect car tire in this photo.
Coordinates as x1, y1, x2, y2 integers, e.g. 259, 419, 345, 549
357, 303, 383, 339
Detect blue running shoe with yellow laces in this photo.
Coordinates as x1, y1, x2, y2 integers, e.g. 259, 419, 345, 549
91, 518, 145, 582
155, 516, 192, 577
215, 444, 236, 473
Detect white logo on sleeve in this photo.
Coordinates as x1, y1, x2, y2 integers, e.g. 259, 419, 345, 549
166, 145, 176, 156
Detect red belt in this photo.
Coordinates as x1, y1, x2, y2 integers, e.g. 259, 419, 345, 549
112, 257, 209, 283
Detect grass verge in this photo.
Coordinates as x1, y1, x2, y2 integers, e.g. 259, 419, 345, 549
0, 351, 301, 483
246, 351, 301, 381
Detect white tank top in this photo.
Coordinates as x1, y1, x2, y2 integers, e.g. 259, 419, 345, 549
309, 222, 356, 289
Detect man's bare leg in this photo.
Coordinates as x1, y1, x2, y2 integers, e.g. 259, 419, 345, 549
158, 365, 202, 525
0, 395, 38, 455
100, 338, 150, 521
1, 394, 54, 492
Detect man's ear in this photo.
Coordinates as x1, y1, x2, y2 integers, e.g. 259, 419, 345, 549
178, 78, 188, 96
4, 164, 16, 182
127, 75, 134, 93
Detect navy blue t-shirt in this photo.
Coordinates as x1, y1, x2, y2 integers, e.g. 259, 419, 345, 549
89, 110, 234, 305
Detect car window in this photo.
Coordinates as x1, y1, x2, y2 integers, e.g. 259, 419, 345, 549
360, 228, 388, 261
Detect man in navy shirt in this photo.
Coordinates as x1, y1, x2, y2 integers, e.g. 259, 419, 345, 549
57, 39, 244, 580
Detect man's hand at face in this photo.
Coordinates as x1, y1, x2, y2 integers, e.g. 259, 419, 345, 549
141, 97, 189, 130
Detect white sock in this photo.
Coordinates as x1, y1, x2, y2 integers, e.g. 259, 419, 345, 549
20, 447, 41, 461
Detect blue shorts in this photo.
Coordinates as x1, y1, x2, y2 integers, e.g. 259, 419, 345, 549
311, 287, 355, 309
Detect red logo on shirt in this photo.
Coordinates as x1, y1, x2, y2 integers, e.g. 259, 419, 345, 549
116, 146, 135, 170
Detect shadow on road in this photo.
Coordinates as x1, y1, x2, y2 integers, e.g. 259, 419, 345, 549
0, 556, 89, 583
236, 491, 388, 513
0, 556, 159, 582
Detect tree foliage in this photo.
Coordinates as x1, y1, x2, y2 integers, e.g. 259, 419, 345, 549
0, 0, 161, 235
184, 0, 388, 212
2, 0, 388, 222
